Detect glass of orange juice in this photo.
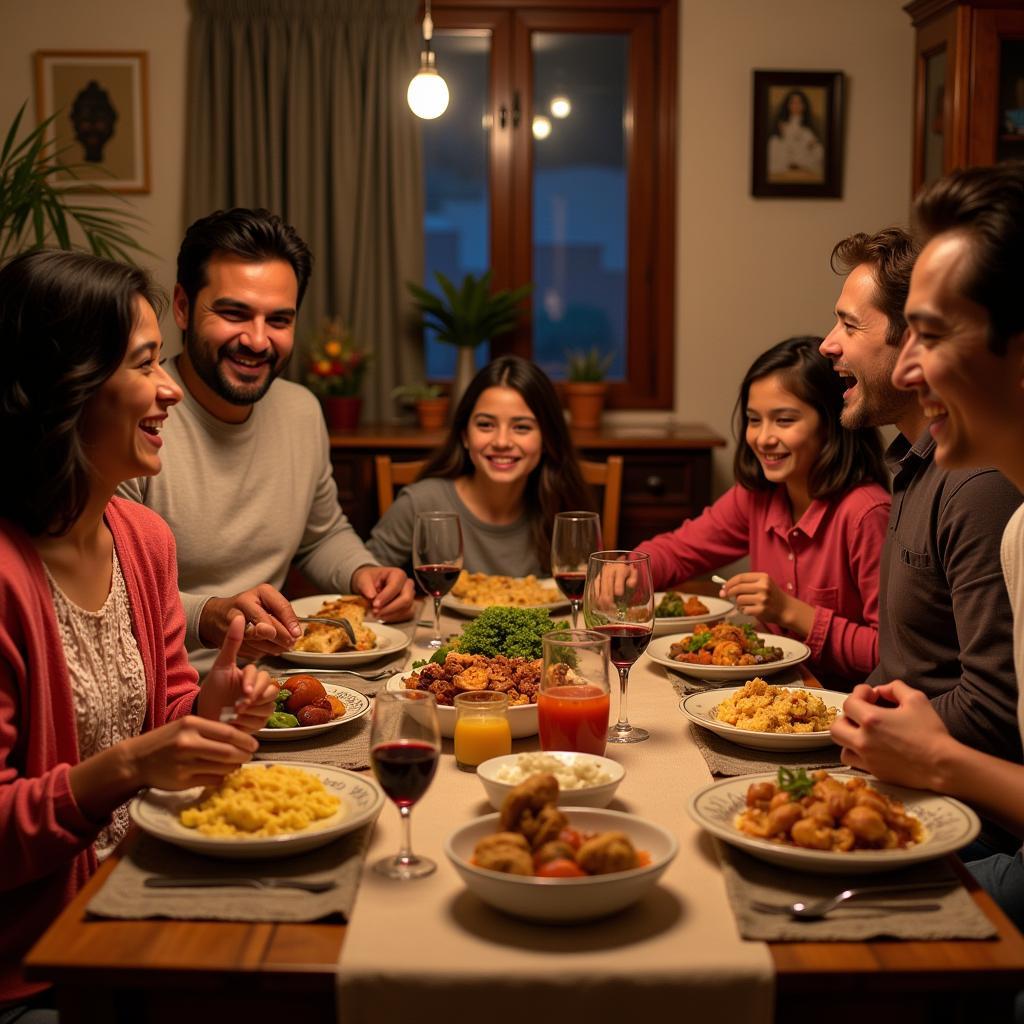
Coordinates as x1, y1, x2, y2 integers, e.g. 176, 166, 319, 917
539, 630, 611, 756
453, 690, 511, 771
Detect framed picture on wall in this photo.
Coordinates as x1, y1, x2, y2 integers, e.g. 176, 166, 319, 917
34, 50, 150, 193
751, 70, 844, 198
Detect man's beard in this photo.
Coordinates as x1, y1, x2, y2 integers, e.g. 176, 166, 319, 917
183, 323, 288, 406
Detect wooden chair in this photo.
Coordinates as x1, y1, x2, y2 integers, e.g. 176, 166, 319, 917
374, 453, 624, 548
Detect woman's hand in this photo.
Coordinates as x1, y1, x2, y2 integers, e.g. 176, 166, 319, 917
197, 613, 279, 733
721, 571, 813, 635
830, 681, 958, 791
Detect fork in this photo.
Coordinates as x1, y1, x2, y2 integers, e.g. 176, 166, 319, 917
145, 877, 335, 893
751, 881, 954, 920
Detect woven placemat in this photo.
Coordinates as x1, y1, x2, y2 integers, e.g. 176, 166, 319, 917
256, 715, 371, 770
688, 724, 844, 777
717, 841, 997, 942
87, 825, 374, 923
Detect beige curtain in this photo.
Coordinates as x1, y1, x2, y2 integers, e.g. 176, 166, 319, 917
185, 0, 424, 420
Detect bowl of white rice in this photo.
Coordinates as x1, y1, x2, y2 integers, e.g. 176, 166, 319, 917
476, 751, 626, 810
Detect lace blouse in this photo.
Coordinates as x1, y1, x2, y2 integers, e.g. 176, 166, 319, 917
45, 549, 147, 858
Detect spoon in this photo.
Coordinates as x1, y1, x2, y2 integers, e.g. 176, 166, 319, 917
711, 574, 727, 589
752, 881, 953, 920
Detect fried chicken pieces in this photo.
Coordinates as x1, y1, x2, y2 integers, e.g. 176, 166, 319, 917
472, 773, 640, 877
404, 652, 540, 706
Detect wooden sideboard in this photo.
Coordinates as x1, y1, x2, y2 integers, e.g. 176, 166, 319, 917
328, 422, 726, 550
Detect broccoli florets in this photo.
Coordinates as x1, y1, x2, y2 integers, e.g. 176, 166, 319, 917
454, 606, 568, 659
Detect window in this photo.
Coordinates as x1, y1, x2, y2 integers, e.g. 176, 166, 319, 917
422, 1, 677, 408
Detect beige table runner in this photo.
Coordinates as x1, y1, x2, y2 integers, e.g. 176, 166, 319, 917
336, 619, 775, 1024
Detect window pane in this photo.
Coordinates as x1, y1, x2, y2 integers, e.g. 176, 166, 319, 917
423, 31, 491, 379
531, 32, 628, 382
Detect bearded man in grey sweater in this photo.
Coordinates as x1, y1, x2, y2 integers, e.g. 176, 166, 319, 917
119, 208, 414, 673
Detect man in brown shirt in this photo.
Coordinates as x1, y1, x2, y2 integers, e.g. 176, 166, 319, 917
820, 228, 1022, 765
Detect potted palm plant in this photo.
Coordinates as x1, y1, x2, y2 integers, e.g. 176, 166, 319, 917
0, 102, 147, 261
564, 347, 614, 430
391, 382, 450, 431
407, 271, 531, 403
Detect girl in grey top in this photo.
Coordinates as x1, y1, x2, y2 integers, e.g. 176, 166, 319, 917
368, 357, 596, 576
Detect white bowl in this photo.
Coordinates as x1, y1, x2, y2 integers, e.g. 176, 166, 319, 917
386, 673, 538, 738
653, 592, 733, 637
445, 808, 678, 922
476, 752, 626, 810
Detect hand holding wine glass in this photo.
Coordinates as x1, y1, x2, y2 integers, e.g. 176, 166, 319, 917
413, 511, 464, 649
369, 690, 441, 879
551, 511, 603, 630
583, 551, 654, 744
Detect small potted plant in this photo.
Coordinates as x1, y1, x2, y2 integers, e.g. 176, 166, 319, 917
306, 317, 370, 431
407, 271, 531, 403
391, 382, 450, 431
564, 347, 614, 430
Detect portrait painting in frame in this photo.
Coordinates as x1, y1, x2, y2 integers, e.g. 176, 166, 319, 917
34, 50, 150, 193
751, 70, 844, 198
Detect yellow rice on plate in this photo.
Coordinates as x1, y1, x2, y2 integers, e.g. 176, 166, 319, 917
712, 678, 838, 734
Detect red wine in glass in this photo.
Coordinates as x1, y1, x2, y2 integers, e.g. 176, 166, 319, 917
591, 622, 652, 669
554, 571, 587, 602
413, 564, 461, 599
371, 740, 439, 808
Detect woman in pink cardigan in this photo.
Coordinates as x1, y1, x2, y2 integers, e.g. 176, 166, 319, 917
636, 336, 891, 689
0, 250, 279, 1011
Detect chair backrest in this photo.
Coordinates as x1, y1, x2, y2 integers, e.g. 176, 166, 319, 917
374, 453, 623, 548
580, 455, 623, 550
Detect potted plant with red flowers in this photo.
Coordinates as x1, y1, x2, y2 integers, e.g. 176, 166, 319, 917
306, 317, 370, 431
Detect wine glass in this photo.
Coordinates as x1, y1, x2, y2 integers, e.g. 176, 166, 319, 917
583, 550, 654, 744
551, 511, 603, 629
413, 511, 464, 648
369, 690, 441, 879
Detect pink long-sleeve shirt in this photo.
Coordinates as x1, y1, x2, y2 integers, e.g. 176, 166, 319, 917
636, 482, 890, 689
0, 498, 199, 1005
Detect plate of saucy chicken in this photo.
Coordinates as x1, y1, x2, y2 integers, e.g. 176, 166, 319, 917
653, 591, 733, 637
645, 623, 810, 681
688, 769, 980, 874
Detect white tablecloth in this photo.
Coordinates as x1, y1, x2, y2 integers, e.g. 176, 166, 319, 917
337, 619, 774, 1024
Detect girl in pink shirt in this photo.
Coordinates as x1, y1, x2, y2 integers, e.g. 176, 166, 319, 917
637, 336, 890, 688
0, 250, 279, 1008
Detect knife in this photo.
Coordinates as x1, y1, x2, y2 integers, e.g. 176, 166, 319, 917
144, 876, 336, 893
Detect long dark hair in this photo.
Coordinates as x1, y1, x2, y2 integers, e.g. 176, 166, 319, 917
732, 336, 888, 499
420, 355, 596, 571
0, 248, 165, 536
772, 89, 821, 140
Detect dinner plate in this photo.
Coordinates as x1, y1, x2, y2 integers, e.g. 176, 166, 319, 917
257, 682, 371, 742
129, 762, 385, 860
644, 631, 811, 681
688, 771, 980, 874
385, 672, 538, 738
279, 595, 411, 667
653, 592, 734, 637
441, 577, 570, 617
679, 686, 845, 751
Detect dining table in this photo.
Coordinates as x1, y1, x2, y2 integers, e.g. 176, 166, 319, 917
23, 600, 1024, 1024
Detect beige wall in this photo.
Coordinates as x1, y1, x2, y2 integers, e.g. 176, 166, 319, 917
0, 0, 189, 315
674, 0, 913, 491
1, 0, 913, 491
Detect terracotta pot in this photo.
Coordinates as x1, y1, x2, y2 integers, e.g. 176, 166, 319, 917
322, 395, 363, 431
564, 382, 607, 430
416, 396, 450, 431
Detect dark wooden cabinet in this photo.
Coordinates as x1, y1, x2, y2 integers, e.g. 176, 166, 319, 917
327, 422, 725, 551
907, 0, 1024, 195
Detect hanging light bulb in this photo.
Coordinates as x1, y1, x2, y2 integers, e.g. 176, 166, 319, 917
550, 95, 571, 119
532, 115, 552, 140
407, 0, 449, 120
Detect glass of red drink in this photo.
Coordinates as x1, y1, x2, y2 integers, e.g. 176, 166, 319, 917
583, 550, 654, 744
413, 511, 464, 648
538, 629, 611, 755
369, 690, 441, 879
551, 511, 603, 630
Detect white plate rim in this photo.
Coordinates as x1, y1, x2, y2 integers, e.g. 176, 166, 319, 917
256, 682, 371, 741
679, 686, 845, 751
645, 630, 810, 678
441, 576, 570, 617
654, 591, 734, 627
279, 597, 411, 666
129, 761, 385, 852
688, 771, 981, 870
